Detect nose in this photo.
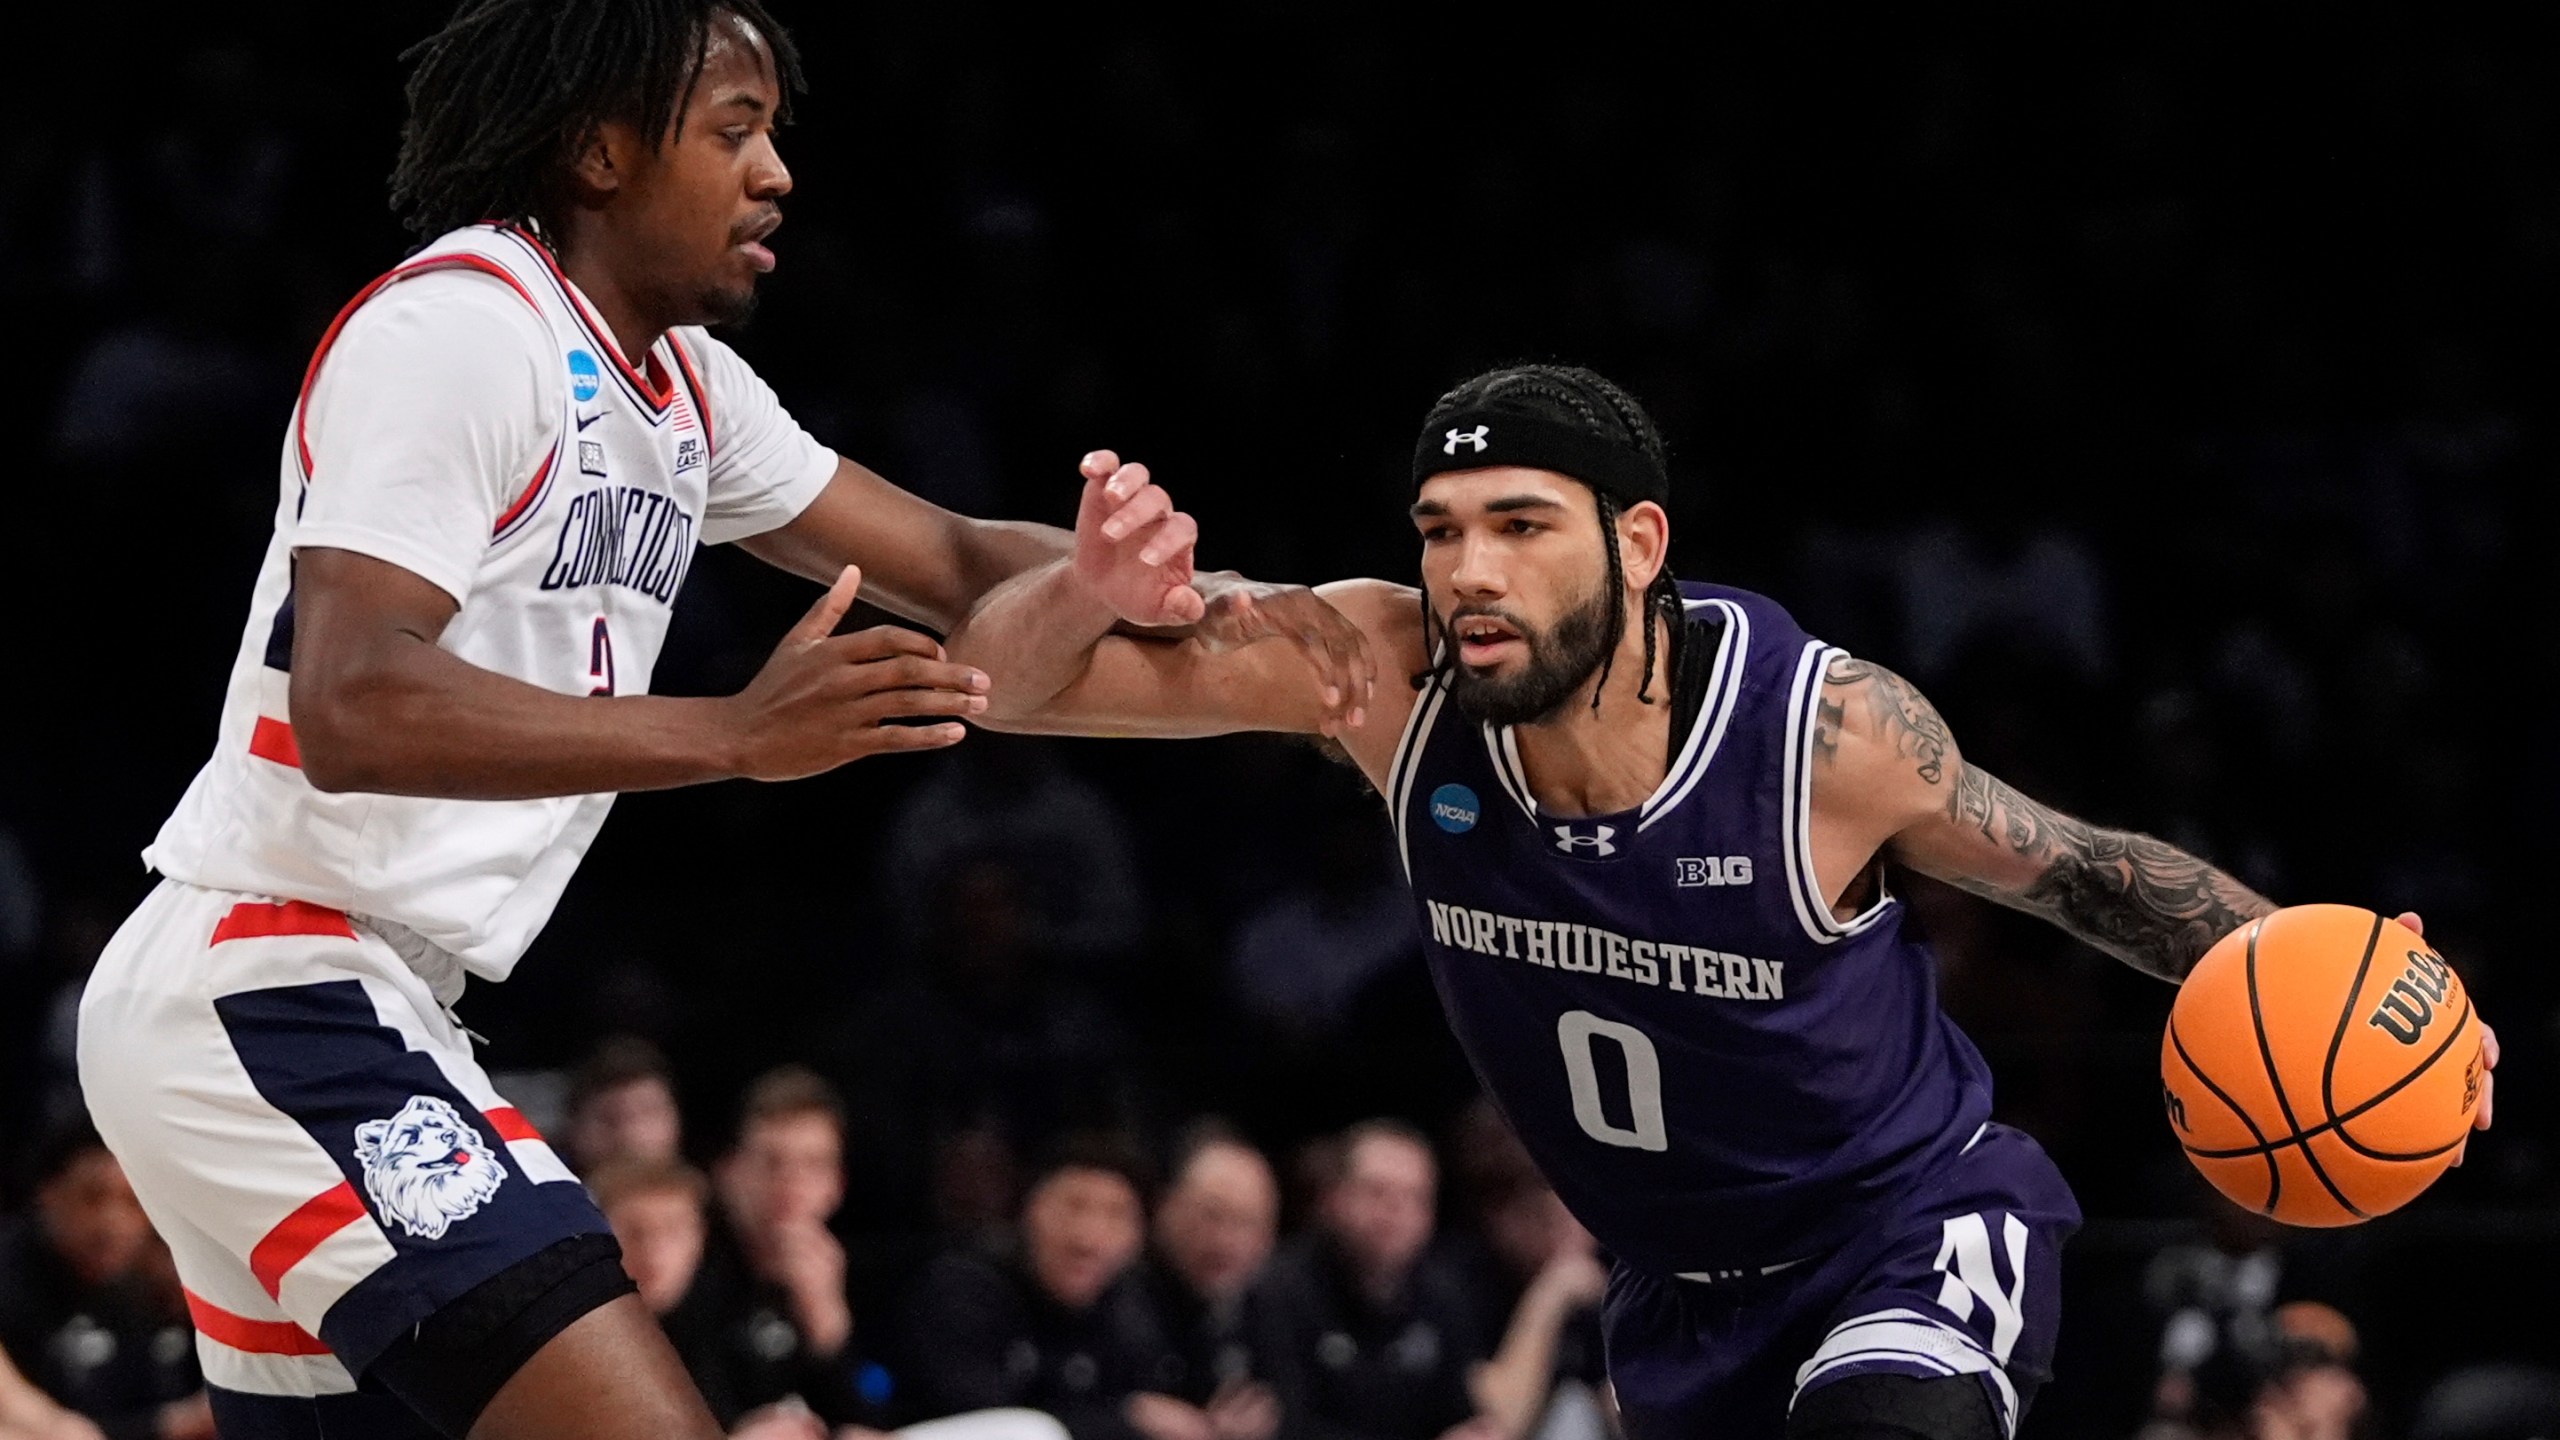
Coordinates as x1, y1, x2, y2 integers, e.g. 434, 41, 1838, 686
752, 134, 793, 200
1447, 532, 1504, 599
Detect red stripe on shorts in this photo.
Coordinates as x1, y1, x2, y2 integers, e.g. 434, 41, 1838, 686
184, 1288, 333, 1356
210, 901, 357, 947
247, 716, 302, 767
481, 1106, 544, 1144
248, 1180, 369, 1299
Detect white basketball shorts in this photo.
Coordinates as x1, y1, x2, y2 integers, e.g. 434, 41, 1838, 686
76, 879, 607, 1405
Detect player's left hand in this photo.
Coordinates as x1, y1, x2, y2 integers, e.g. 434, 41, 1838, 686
1076, 450, 1203, 627
1189, 572, 1377, 738
2398, 911, 2496, 1162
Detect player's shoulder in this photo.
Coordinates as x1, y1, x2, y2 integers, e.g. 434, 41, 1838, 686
1675, 578, 1800, 628
334, 263, 555, 368
1313, 577, 1423, 647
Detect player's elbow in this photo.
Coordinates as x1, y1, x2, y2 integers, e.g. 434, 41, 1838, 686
287, 668, 399, 793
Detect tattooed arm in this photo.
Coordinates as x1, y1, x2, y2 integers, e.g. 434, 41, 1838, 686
1809, 656, 2274, 983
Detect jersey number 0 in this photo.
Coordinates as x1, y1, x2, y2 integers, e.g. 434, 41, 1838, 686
1557, 1010, 1669, 1151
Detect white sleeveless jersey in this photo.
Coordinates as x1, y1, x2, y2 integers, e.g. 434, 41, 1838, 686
145, 224, 836, 984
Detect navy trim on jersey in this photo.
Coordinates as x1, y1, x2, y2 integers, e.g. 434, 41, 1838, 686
263, 580, 298, 674
666, 332, 717, 457
1781, 642, 1899, 945
494, 228, 677, 422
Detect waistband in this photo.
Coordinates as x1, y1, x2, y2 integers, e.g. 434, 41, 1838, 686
349, 912, 468, 1010
1673, 1254, 1817, 1289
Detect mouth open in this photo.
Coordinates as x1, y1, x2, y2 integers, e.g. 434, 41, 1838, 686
736, 211, 782, 273
1453, 613, 1524, 666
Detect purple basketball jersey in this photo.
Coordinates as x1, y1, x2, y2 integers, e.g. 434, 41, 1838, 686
1388, 583, 2000, 1275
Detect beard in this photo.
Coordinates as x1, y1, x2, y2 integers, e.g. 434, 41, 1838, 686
1442, 579, 1618, 728
699, 278, 761, 329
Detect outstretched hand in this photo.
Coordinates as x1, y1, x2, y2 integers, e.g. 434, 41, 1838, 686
1076, 450, 1204, 627
2398, 910, 2498, 1164
1190, 573, 1377, 738
723, 566, 989, 779
1072, 450, 1375, 737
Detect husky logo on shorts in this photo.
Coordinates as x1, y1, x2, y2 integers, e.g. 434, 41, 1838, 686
353, 1096, 508, 1240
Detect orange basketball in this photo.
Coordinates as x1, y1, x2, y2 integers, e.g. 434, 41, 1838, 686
2160, 904, 2484, 1226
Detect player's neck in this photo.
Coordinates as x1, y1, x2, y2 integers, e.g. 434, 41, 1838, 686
552, 229, 671, 366
1510, 620, 1674, 819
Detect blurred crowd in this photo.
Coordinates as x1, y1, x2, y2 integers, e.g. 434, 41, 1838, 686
2, 5, 2556, 1437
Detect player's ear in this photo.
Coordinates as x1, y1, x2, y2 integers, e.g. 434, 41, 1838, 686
1618, 501, 1670, 591
568, 121, 627, 200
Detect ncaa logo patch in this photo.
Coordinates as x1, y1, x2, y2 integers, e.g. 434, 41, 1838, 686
1429, 784, 1480, 834
352, 1095, 507, 1241
567, 349, 602, 403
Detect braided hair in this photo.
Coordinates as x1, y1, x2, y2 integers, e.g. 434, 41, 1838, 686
1413, 363, 1682, 712
389, 0, 806, 242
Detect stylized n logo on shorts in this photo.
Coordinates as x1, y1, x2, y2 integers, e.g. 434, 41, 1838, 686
1931, 1212, 2029, 1362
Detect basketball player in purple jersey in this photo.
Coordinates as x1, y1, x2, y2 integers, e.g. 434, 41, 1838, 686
951, 365, 2499, 1439
75, 3, 1365, 1439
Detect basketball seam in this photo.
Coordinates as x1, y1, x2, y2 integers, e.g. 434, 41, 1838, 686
2168, 1013, 2281, 1210
2246, 918, 2366, 1220
2193, 990, 2477, 1159
2318, 912, 2387, 1140
2330, 995, 2476, 1163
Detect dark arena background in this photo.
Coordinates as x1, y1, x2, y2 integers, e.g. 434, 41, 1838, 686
1, 6, 2552, 1439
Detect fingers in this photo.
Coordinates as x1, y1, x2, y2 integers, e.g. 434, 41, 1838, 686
1101, 480, 1173, 542
1081, 449, 1121, 482
786, 565, 863, 645
2476, 1023, 2498, 1132
862, 720, 968, 751
2396, 910, 2425, 938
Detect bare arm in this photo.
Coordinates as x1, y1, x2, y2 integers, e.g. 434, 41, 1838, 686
288, 551, 986, 798
1813, 656, 2274, 983
949, 452, 1375, 738
736, 454, 1072, 635
1467, 1251, 1606, 1440
967, 571, 1427, 792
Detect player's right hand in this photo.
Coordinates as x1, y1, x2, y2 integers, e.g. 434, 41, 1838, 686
723, 565, 988, 779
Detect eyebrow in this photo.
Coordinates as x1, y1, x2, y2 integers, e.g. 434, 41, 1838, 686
713, 91, 769, 114
1411, 494, 1565, 520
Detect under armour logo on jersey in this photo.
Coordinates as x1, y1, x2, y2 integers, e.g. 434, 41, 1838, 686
1553, 825, 1617, 856
1443, 425, 1491, 455
1675, 856, 1754, 887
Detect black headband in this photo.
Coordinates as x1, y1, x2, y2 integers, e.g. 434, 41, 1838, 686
1411, 409, 1669, 507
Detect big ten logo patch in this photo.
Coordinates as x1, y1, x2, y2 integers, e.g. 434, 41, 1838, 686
1674, 855, 1753, 888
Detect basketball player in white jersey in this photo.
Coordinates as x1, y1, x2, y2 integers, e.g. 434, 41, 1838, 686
73, 4, 1367, 1439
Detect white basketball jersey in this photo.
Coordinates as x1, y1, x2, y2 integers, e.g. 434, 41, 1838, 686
145, 224, 836, 987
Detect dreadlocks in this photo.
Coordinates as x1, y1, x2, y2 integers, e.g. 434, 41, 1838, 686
1412, 363, 1683, 713
389, 0, 806, 242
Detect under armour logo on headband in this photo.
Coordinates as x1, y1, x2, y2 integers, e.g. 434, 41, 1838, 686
1443, 425, 1491, 455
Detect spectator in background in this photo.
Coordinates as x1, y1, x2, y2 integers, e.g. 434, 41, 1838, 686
1132, 1121, 1285, 1440
1443, 1104, 1610, 1440
1262, 1122, 1494, 1440
0, 1123, 208, 1440
679, 1068, 875, 1431
2134, 1176, 2374, 1440
595, 1156, 1067, 1440
3, 1338, 105, 1440
563, 1033, 686, 1175
901, 1132, 1197, 1440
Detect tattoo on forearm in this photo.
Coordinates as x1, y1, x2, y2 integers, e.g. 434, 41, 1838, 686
1944, 764, 2276, 982
1824, 659, 1949, 784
